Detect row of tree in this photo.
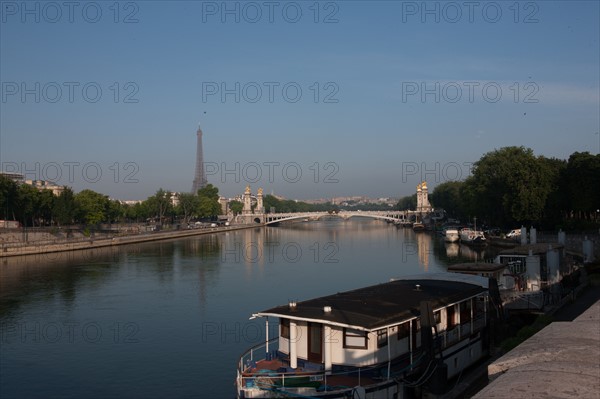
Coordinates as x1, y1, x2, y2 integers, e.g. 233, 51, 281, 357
0, 178, 224, 227
399, 147, 599, 229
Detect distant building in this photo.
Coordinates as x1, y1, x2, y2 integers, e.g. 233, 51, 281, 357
25, 179, 65, 196
1, 171, 65, 196
0, 171, 24, 182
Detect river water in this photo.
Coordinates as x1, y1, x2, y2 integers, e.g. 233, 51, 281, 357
0, 220, 494, 398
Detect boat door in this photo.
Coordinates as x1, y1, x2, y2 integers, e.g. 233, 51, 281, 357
307, 322, 323, 363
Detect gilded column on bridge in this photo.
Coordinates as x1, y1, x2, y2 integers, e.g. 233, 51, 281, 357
243, 185, 252, 215
256, 188, 264, 214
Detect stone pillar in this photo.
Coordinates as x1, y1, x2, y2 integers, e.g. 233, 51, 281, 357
256, 188, 264, 214
421, 181, 431, 211
583, 236, 595, 263
416, 183, 422, 212
520, 226, 527, 246
526, 250, 540, 290
242, 185, 252, 215
546, 245, 560, 285
530, 227, 537, 244
558, 229, 566, 245
290, 321, 298, 369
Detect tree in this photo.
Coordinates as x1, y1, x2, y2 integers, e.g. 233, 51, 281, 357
16, 184, 39, 226
561, 152, 600, 220
75, 189, 109, 225
36, 189, 55, 225
228, 200, 243, 215
53, 187, 76, 225
196, 184, 221, 218
466, 146, 554, 226
176, 192, 199, 224
146, 188, 173, 225
430, 181, 465, 219
397, 194, 417, 210
0, 175, 18, 221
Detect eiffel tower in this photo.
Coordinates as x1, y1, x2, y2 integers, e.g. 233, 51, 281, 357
191, 125, 207, 193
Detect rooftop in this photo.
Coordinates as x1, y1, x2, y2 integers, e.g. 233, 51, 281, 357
499, 243, 564, 256
448, 262, 506, 273
257, 277, 486, 331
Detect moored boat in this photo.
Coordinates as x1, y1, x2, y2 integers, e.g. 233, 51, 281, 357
236, 274, 496, 398
460, 228, 486, 245
444, 228, 460, 243
412, 222, 426, 232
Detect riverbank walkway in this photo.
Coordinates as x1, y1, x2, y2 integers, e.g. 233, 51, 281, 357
0, 224, 260, 257
473, 283, 600, 398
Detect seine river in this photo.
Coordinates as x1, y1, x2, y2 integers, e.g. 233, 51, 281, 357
0, 220, 494, 398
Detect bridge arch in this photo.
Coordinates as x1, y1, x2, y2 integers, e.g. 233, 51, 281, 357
264, 211, 415, 225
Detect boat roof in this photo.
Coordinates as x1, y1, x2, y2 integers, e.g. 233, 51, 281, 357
448, 262, 506, 273
256, 274, 487, 332
499, 243, 564, 256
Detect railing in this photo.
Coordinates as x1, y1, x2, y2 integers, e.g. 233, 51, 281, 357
437, 315, 486, 350
237, 337, 422, 394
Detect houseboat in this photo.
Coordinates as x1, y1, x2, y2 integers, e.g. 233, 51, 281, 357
236, 274, 496, 398
448, 243, 570, 312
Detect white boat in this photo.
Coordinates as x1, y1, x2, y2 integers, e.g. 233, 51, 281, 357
236, 274, 495, 398
444, 228, 460, 243
460, 228, 486, 245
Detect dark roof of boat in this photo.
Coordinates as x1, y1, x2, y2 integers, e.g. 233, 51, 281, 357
448, 262, 506, 273
257, 278, 486, 331
499, 243, 564, 256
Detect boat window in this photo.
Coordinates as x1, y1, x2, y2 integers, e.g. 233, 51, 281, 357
280, 319, 290, 339
397, 322, 410, 340
460, 300, 472, 323
377, 329, 388, 348
414, 318, 421, 332
447, 305, 457, 328
343, 328, 368, 349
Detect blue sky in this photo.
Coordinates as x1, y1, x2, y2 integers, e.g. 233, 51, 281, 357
1, 1, 598, 200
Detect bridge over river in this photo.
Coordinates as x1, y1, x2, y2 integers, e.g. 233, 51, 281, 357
263, 210, 441, 225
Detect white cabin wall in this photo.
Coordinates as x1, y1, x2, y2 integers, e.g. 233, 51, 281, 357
328, 326, 373, 367
328, 323, 414, 367
443, 340, 484, 378
526, 255, 541, 290
295, 322, 308, 360
279, 337, 289, 354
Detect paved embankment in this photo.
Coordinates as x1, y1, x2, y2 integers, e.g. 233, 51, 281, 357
473, 286, 600, 398
0, 224, 262, 258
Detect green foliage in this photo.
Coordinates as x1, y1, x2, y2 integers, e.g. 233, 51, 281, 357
429, 182, 464, 218
196, 184, 221, 217
228, 200, 243, 215
176, 192, 199, 223
0, 176, 18, 221
146, 188, 173, 224
562, 152, 600, 215
53, 187, 76, 225
75, 189, 110, 225
467, 147, 554, 225
397, 194, 417, 210
16, 184, 40, 226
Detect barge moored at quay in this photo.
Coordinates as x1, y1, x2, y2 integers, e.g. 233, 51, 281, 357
236, 274, 501, 398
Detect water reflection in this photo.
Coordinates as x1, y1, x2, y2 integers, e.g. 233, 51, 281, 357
1, 220, 473, 398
